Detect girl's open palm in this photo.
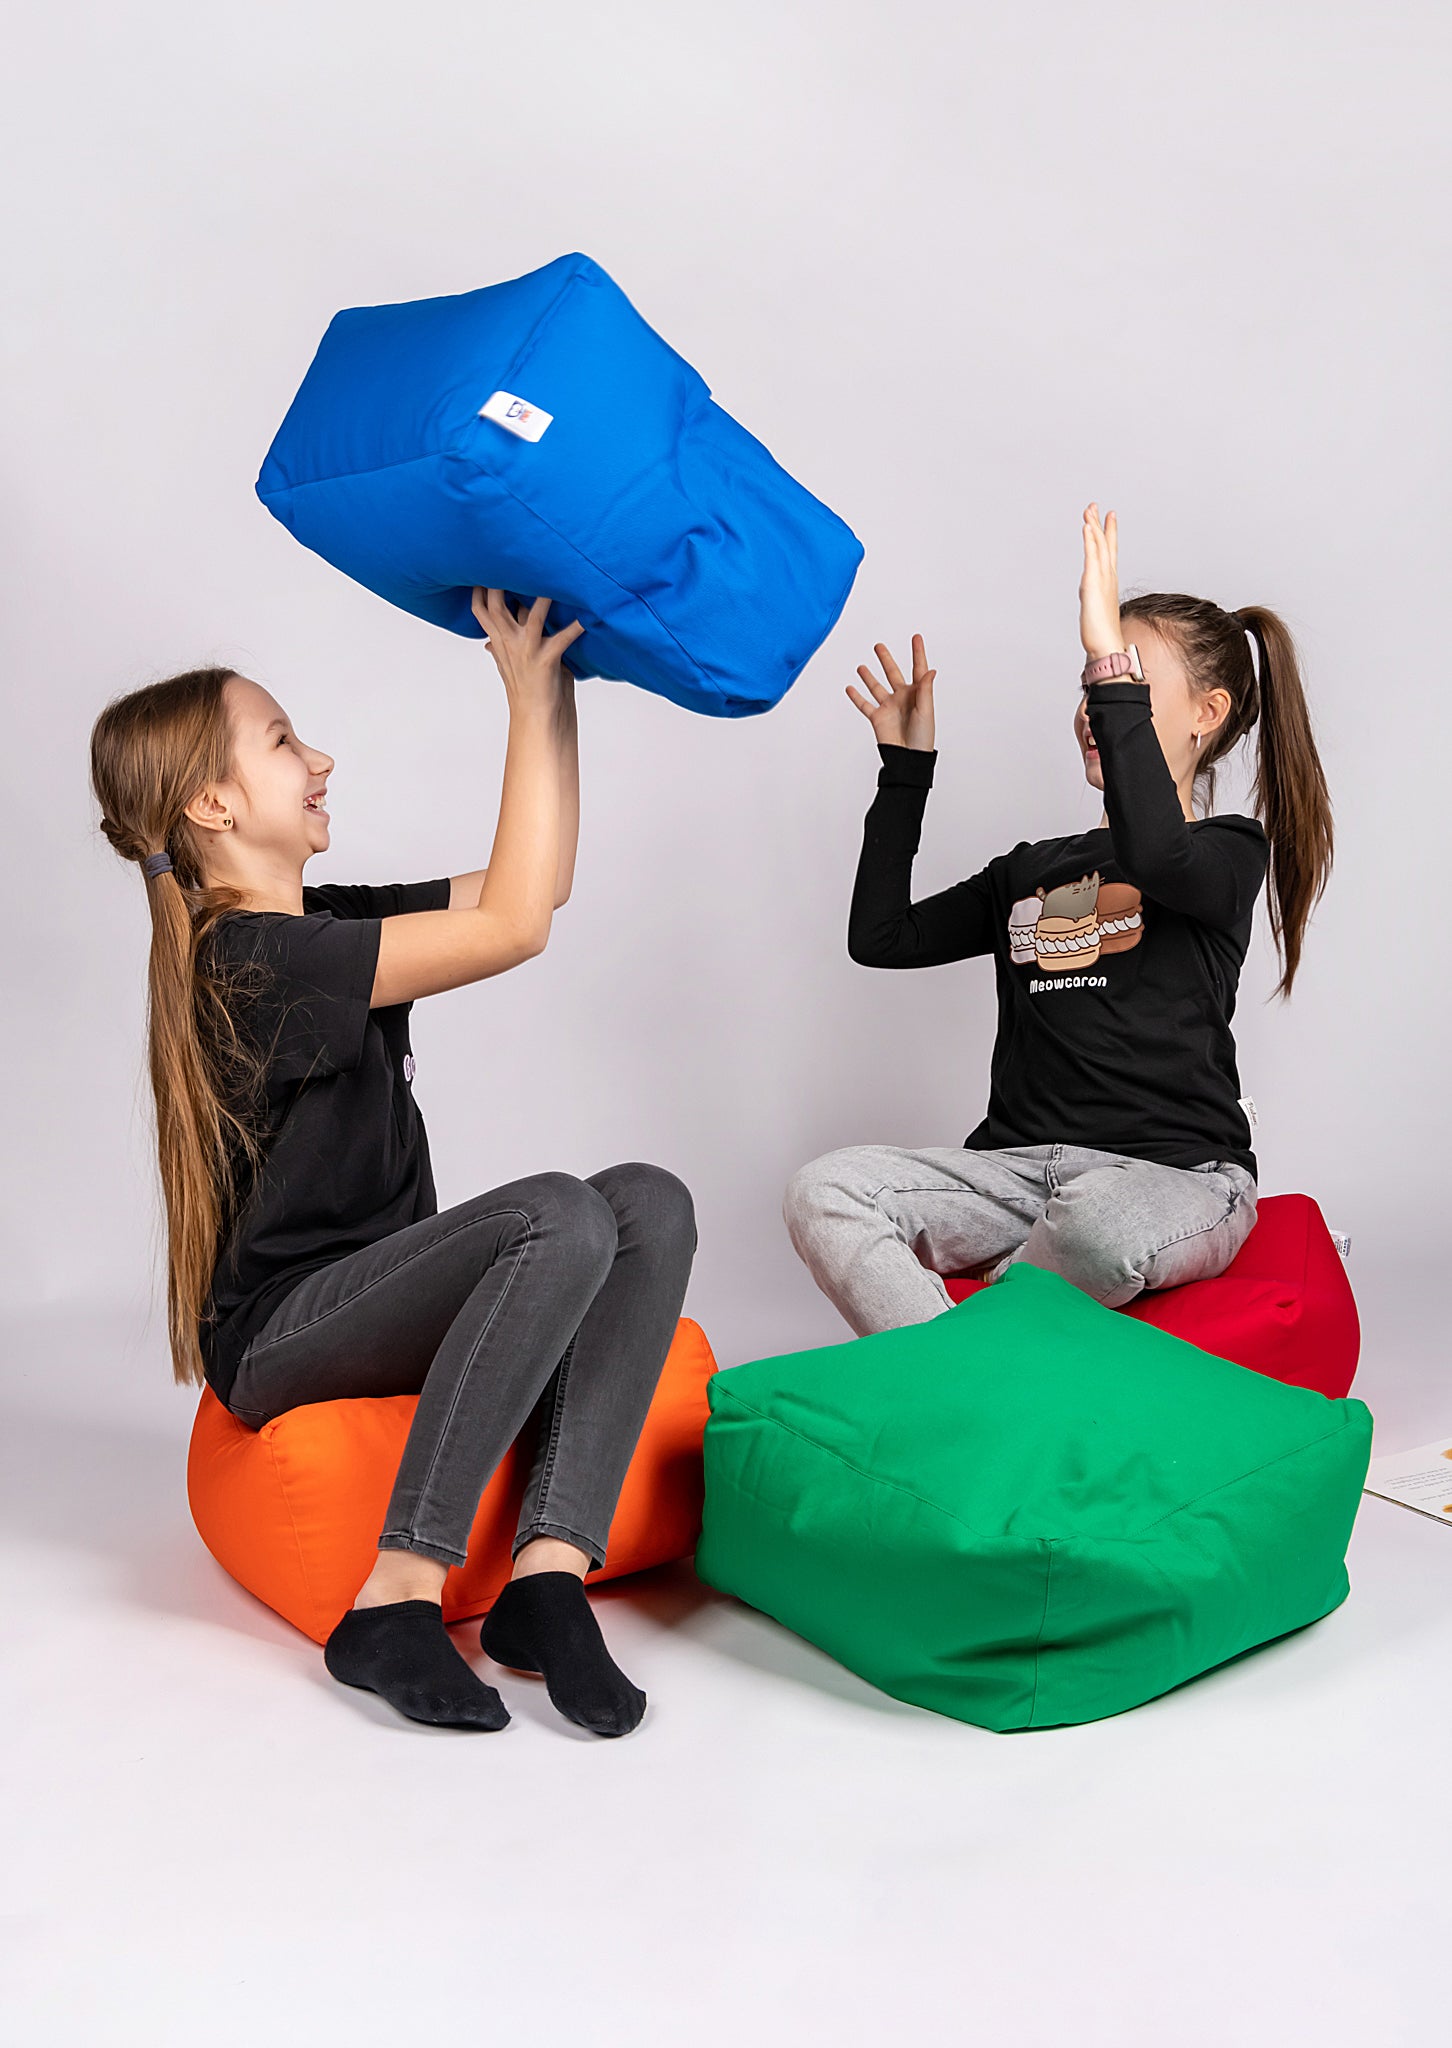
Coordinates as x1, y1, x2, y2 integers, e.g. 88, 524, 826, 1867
1079, 503, 1124, 658
847, 635, 937, 751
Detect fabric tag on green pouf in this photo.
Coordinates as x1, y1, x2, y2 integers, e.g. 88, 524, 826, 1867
696, 1264, 1372, 1731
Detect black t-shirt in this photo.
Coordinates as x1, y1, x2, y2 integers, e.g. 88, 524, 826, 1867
848, 682, 1269, 1176
198, 876, 452, 1404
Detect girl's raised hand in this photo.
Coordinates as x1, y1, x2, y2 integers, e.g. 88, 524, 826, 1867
1079, 503, 1124, 658
471, 587, 584, 717
847, 635, 937, 752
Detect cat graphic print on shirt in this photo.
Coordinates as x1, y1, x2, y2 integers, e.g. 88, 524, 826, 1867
1006, 871, 1145, 970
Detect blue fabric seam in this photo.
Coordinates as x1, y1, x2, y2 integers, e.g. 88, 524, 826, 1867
451, 451, 724, 703
256, 264, 589, 497
260, 439, 728, 707
258, 447, 452, 500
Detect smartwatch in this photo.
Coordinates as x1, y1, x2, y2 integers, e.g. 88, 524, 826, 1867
1081, 644, 1144, 686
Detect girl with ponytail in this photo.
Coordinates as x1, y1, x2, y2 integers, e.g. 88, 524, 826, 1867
91, 597, 696, 1736
93, 669, 273, 1388
786, 505, 1334, 1334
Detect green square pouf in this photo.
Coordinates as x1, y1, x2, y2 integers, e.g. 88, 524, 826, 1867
696, 1264, 1371, 1730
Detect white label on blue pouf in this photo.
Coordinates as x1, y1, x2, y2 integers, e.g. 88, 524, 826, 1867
478, 390, 553, 442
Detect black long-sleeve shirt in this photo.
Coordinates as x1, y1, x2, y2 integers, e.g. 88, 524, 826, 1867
848, 681, 1269, 1175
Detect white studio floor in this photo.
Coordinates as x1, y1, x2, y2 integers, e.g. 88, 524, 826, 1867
5, 1272, 1449, 2048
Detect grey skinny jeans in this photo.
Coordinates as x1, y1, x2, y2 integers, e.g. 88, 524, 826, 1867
784, 1141, 1257, 1336
227, 1163, 697, 1571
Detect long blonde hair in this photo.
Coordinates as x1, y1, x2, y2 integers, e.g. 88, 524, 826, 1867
90, 669, 272, 1384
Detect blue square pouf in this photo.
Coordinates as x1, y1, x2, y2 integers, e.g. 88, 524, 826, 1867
257, 253, 863, 717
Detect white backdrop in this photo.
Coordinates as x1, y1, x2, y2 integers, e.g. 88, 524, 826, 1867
4, 0, 1446, 1411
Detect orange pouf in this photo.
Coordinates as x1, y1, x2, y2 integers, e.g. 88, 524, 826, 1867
188, 1318, 718, 1643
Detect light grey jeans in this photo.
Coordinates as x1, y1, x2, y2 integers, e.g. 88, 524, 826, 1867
783, 1142, 1258, 1336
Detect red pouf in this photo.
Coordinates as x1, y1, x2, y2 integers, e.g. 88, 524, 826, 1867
941, 1192, 1358, 1398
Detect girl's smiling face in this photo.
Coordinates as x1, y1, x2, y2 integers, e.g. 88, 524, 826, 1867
184, 674, 334, 878
1073, 620, 1229, 798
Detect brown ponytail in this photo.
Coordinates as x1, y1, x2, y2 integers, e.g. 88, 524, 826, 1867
1120, 593, 1334, 997
90, 670, 272, 1385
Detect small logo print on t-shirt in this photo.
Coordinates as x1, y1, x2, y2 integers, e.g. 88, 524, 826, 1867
403, 1053, 416, 1085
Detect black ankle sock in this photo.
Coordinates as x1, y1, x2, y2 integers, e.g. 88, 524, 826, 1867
480, 1572, 646, 1737
324, 1599, 510, 1731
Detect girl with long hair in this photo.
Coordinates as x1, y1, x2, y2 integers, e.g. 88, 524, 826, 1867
91, 589, 696, 1735
785, 504, 1332, 1331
